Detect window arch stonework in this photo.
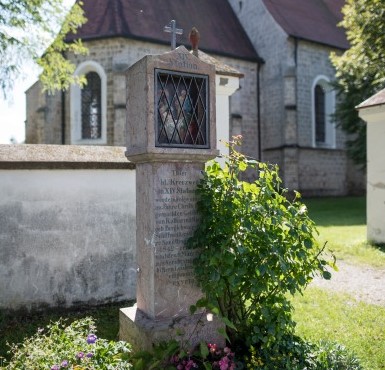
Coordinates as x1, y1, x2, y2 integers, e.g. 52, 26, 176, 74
70, 61, 107, 145
311, 76, 336, 148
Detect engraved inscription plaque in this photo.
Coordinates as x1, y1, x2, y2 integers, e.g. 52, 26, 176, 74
154, 168, 200, 290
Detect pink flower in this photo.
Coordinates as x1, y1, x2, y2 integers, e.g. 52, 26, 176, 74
219, 356, 230, 370
185, 359, 198, 369
208, 343, 217, 353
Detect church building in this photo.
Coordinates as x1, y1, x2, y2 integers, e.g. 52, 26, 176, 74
25, 0, 364, 196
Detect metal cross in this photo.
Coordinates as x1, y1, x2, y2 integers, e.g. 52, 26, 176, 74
164, 20, 183, 50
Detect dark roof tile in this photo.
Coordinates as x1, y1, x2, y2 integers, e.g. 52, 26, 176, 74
262, 0, 348, 49
66, 0, 261, 62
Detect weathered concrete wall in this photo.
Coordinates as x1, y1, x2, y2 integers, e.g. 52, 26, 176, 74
0, 145, 137, 310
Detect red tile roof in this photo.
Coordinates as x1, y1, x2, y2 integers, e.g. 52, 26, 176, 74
262, 0, 348, 49
66, 0, 262, 62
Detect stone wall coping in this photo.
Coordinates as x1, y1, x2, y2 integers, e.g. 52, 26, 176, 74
0, 144, 135, 170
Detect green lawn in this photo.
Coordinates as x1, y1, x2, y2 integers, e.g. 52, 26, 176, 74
292, 287, 385, 370
304, 196, 385, 267
293, 197, 385, 369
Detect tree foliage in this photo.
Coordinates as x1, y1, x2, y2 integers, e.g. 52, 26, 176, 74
0, 0, 87, 96
188, 137, 335, 350
331, 0, 385, 166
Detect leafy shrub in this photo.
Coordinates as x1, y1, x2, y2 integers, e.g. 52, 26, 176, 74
246, 336, 363, 370
188, 137, 335, 348
2, 317, 132, 369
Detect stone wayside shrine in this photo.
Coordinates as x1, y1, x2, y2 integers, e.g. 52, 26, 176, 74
119, 46, 223, 350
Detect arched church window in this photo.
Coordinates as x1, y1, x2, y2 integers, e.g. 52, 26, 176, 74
314, 84, 326, 144
81, 72, 102, 139
70, 61, 107, 145
312, 76, 335, 148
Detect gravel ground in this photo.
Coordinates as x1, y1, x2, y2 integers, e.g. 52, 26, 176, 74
312, 261, 385, 306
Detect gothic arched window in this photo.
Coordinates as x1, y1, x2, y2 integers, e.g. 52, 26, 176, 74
70, 61, 107, 144
314, 84, 326, 144
312, 76, 335, 148
81, 72, 102, 139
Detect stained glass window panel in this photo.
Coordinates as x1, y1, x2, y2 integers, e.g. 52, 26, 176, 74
155, 69, 209, 148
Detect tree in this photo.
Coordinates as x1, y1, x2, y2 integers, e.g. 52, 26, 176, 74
0, 0, 87, 96
331, 0, 385, 167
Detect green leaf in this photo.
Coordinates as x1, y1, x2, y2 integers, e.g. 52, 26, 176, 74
217, 327, 230, 343
221, 316, 237, 330
304, 239, 313, 249
203, 362, 212, 370
322, 271, 332, 280
200, 341, 209, 359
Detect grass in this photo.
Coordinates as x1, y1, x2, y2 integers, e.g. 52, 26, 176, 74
304, 196, 385, 267
292, 287, 385, 370
293, 197, 385, 369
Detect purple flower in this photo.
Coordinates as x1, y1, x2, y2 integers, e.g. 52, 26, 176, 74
86, 352, 94, 358
77, 352, 84, 359
87, 333, 98, 344
61, 360, 68, 367
51, 365, 60, 370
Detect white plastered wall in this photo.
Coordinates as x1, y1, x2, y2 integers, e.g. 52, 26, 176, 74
215, 74, 240, 161
0, 166, 137, 309
359, 105, 385, 243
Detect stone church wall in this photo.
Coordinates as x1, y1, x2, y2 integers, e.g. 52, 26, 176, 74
227, 0, 365, 195
26, 38, 259, 163
296, 41, 343, 148
24, 4, 365, 195
296, 40, 364, 196
65, 38, 170, 146
228, 0, 289, 156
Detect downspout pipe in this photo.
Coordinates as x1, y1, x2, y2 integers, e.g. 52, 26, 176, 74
257, 62, 262, 160
61, 90, 66, 144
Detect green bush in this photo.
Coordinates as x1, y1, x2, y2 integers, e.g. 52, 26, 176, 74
188, 137, 335, 348
246, 336, 363, 369
1, 317, 132, 370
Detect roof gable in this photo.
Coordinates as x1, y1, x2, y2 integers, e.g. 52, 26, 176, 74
66, 0, 261, 62
357, 89, 385, 110
262, 0, 348, 49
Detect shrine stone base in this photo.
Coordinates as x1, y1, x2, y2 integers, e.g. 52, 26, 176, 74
119, 305, 224, 352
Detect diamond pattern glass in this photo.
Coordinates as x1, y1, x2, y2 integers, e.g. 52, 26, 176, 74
155, 69, 209, 148
81, 72, 101, 140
